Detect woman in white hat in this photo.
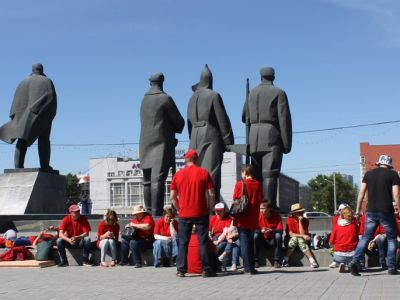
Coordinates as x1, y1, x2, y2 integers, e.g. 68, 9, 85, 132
119, 205, 155, 268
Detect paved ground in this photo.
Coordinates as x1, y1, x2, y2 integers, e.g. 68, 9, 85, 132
0, 265, 399, 299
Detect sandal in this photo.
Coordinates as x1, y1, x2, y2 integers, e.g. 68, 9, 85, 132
100, 262, 109, 268
110, 261, 116, 267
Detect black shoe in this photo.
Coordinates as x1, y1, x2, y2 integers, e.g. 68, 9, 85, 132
57, 261, 68, 267
82, 259, 93, 267
381, 263, 388, 271
350, 264, 360, 276
388, 269, 398, 275
118, 261, 128, 266
245, 269, 259, 275
176, 271, 185, 277
134, 263, 142, 268
202, 270, 218, 278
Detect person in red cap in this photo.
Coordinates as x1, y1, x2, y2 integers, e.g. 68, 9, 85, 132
171, 149, 216, 277
56, 204, 92, 267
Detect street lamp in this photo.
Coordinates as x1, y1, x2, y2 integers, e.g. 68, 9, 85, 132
333, 172, 337, 213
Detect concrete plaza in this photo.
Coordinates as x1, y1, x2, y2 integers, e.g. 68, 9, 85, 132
0, 265, 399, 299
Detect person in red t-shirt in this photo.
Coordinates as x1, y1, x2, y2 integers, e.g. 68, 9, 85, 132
393, 202, 400, 266
153, 206, 178, 267
170, 149, 216, 278
209, 203, 239, 271
283, 203, 318, 268
57, 204, 92, 267
97, 210, 120, 267
232, 165, 263, 274
329, 207, 359, 272
255, 201, 283, 268
119, 205, 155, 268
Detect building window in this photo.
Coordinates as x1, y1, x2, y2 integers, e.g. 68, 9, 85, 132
118, 170, 125, 177
360, 155, 365, 164
164, 181, 171, 206
127, 182, 143, 206
126, 170, 133, 176
107, 172, 115, 177
110, 183, 125, 207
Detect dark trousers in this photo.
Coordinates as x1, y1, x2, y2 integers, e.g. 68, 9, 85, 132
177, 215, 211, 273
56, 237, 91, 263
254, 230, 283, 262
238, 228, 256, 272
120, 237, 152, 265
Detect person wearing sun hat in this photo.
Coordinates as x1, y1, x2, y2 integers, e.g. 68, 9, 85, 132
119, 205, 155, 268
350, 154, 400, 276
283, 203, 319, 268
170, 148, 216, 277
56, 204, 92, 267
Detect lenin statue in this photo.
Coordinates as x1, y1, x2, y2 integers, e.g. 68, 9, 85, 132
139, 72, 185, 216
0, 63, 57, 170
243, 67, 292, 208
187, 64, 234, 202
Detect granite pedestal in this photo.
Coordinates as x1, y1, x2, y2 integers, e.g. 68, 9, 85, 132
0, 168, 67, 215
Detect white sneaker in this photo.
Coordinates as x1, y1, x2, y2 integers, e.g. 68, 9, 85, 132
329, 261, 339, 268
310, 261, 319, 268
282, 258, 290, 267
230, 264, 237, 272
218, 254, 227, 262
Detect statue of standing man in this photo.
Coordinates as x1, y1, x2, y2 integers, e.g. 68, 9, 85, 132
139, 72, 185, 216
187, 64, 234, 202
0, 63, 57, 171
243, 67, 292, 208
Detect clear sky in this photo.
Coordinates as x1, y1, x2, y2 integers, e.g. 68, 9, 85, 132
1, 0, 400, 185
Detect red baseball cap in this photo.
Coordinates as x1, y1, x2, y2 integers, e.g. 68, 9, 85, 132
184, 149, 198, 159
69, 204, 80, 213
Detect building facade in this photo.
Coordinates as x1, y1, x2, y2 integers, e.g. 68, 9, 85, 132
360, 142, 400, 179
89, 152, 242, 215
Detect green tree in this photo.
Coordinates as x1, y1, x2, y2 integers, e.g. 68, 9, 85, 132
66, 173, 81, 206
308, 173, 358, 214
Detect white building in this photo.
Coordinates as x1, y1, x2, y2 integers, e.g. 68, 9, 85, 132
89, 152, 242, 214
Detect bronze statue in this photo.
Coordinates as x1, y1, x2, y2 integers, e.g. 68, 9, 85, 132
0, 63, 57, 170
242, 67, 292, 208
139, 72, 185, 216
187, 64, 234, 202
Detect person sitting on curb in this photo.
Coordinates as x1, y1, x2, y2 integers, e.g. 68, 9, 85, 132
97, 210, 120, 267
329, 207, 359, 272
255, 201, 283, 268
153, 206, 178, 267
332, 203, 349, 229
119, 205, 155, 268
283, 203, 319, 268
56, 204, 92, 267
209, 203, 239, 271
366, 224, 388, 270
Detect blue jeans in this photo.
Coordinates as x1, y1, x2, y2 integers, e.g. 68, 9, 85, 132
120, 237, 152, 265
216, 240, 240, 265
176, 215, 211, 273
333, 253, 353, 269
254, 230, 283, 262
375, 234, 388, 265
351, 212, 398, 271
153, 238, 178, 264
238, 228, 255, 272
56, 237, 91, 263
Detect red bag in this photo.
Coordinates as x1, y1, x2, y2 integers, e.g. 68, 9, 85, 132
0, 246, 33, 261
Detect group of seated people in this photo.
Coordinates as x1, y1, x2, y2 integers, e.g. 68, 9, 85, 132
6, 200, 399, 273
41, 201, 321, 271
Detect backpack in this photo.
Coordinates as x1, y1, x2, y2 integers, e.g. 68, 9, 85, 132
35, 240, 53, 261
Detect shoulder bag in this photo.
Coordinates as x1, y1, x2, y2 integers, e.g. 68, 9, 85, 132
229, 180, 249, 216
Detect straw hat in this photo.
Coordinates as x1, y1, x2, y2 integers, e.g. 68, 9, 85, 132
132, 205, 147, 215
290, 203, 306, 214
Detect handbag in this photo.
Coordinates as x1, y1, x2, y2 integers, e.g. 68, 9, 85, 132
35, 240, 53, 261
229, 180, 249, 216
121, 226, 137, 241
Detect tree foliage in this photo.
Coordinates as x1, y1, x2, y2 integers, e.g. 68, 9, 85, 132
66, 173, 81, 206
308, 173, 358, 214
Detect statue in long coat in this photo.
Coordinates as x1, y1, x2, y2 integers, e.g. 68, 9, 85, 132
242, 67, 292, 208
187, 64, 234, 202
139, 72, 185, 216
0, 63, 57, 170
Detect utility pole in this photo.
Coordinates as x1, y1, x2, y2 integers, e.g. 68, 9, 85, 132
333, 172, 337, 213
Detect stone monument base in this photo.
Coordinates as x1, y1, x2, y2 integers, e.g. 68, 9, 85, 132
0, 169, 67, 214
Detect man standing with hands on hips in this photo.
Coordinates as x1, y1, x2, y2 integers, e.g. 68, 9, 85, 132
350, 155, 400, 276
170, 149, 216, 277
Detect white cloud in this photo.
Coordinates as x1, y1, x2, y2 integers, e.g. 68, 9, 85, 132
324, 0, 400, 47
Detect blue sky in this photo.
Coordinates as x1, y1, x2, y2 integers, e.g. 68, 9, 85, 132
0, 0, 400, 185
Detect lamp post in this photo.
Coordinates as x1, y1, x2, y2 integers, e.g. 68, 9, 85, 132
333, 172, 337, 213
